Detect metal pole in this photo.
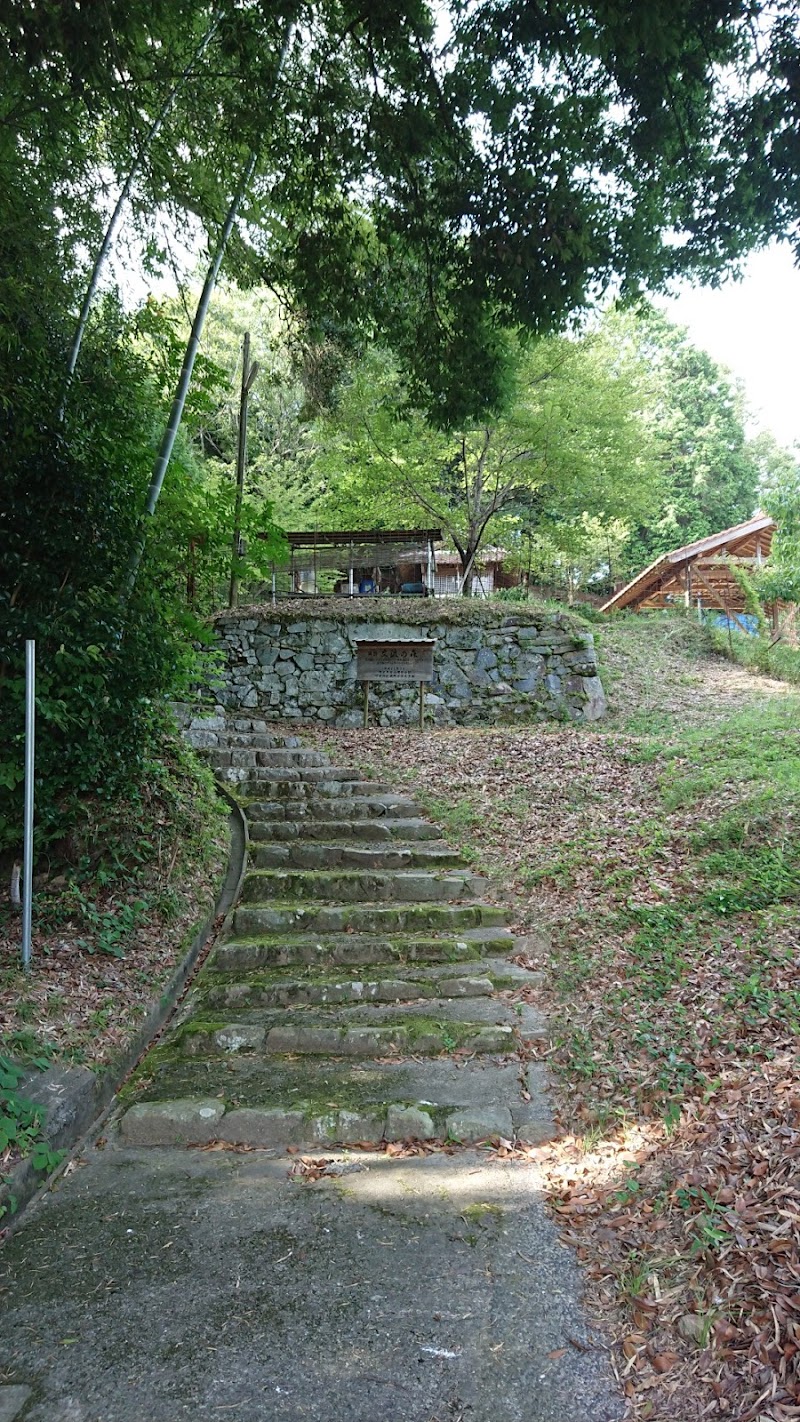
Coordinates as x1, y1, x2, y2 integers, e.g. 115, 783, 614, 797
22, 639, 35, 969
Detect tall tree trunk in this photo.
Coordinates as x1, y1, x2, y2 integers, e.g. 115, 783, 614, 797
123, 17, 295, 603
459, 546, 479, 595
59, 10, 222, 419
122, 147, 258, 600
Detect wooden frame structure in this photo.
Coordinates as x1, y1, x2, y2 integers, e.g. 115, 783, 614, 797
600, 513, 777, 630
265, 528, 442, 597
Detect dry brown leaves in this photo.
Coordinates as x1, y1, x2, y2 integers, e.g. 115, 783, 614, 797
293, 634, 800, 1422
286, 1138, 462, 1182
0, 848, 226, 1071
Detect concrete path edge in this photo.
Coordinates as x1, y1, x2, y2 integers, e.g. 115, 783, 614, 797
0, 788, 247, 1234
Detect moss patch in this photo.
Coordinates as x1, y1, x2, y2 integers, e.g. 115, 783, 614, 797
214, 597, 584, 632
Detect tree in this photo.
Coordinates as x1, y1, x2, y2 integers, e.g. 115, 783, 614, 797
612, 307, 761, 573
312, 327, 658, 591
164, 284, 328, 530
752, 434, 800, 604
5, 0, 800, 833
6, 1, 800, 426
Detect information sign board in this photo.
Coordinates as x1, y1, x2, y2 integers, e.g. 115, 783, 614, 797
355, 639, 435, 683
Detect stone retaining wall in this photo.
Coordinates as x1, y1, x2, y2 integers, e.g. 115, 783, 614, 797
211, 602, 606, 726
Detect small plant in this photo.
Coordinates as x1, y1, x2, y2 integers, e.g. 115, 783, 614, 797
613, 1162, 642, 1206
0, 1052, 65, 1217
675, 1184, 731, 1257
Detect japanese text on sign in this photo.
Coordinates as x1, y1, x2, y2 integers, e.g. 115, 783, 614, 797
355, 640, 435, 683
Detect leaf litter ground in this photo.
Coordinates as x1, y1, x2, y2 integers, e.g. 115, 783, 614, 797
297, 615, 800, 1422
0, 739, 228, 1178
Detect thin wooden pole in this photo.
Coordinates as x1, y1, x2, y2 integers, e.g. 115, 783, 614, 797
363, 681, 370, 729
229, 331, 259, 608
419, 680, 424, 729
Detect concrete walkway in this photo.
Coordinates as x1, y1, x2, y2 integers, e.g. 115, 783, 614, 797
0, 719, 622, 1422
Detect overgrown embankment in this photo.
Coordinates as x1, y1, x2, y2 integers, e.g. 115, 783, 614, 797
0, 732, 228, 1204
300, 611, 800, 1422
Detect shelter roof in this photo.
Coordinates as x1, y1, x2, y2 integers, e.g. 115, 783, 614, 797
601, 512, 776, 614
283, 529, 441, 549
269, 529, 441, 572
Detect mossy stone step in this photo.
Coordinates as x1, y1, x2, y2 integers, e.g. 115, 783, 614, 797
230, 775, 392, 796
219, 763, 383, 784
212, 928, 512, 971
244, 795, 420, 821
239, 868, 486, 905
232, 900, 508, 937
118, 1056, 552, 1147
201, 970, 495, 1009
250, 842, 464, 871
248, 817, 442, 844
201, 953, 539, 1001
179, 1019, 515, 1058
176, 992, 543, 1039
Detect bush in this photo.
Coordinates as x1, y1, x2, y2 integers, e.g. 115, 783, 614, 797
0, 286, 208, 853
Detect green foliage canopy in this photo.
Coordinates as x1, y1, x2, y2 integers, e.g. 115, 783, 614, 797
612, 307, 762, 573
753, 436, 800, 604
311, 327, 658, 588
5, 1, 800, 420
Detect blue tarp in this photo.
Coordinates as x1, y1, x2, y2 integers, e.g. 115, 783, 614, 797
709, 612, 760, 636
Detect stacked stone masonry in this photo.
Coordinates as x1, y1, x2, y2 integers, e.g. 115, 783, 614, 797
210, 605, 606, 726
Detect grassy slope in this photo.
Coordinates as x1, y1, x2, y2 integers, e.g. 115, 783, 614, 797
301, 610, 800, 1422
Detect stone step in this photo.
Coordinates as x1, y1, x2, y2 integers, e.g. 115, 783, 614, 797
204, 949, 537, 995
250, 841, 465, 871
206, 749, 332, 770
218, 770, 392, 794
239, 868, 487, 905
186, 726, 301, 751
232, 900, 508, 938
184, 991, 542, 1032
219, 731, 305, 749
179, 1016, 517, 1059
202, 954, 540, 1001
244, 795, 420, 820
248, 817, 442, 844
211, 927, 514, 971
118, 1056, 553, 1148
201, 970, 496, 1010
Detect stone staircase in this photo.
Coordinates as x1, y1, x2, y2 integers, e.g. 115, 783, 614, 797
119, 715, 553, 1150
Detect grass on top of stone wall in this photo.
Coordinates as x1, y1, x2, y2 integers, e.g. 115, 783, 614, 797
215, 595, 583, 630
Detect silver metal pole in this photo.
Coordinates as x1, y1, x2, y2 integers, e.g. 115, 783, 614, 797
22, 639, 35, 969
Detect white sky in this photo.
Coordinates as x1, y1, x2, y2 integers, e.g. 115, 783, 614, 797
659, 240, 800, 451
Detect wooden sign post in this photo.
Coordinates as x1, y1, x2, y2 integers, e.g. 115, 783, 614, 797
355, 640, 435, 729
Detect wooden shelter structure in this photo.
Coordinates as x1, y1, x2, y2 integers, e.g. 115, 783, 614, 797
267, 528, 442, 597
600, 513, 777, 631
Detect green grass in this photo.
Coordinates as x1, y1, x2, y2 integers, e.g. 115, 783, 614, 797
710, 624, 800, 685
543, 694, 800, 1124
